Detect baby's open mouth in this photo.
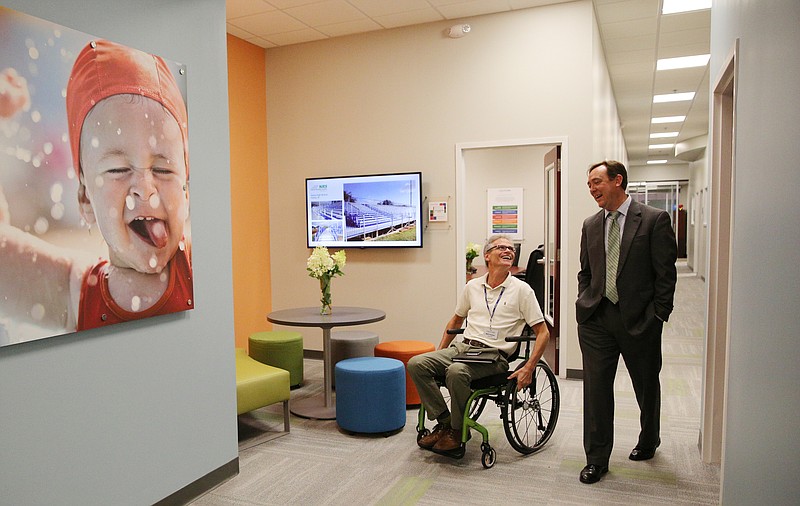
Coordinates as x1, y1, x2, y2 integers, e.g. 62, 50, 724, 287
129, 216, 168, 248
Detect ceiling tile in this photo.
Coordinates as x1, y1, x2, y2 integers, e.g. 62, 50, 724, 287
233, 10, 308, 36
285, 0, 368, 27
266, 28, 329, 45
660, 9, 710, 32
373, 9, 445, 28
317, 18, 384, 37
602, 33, 656, 53
348, 0, 433, 17
606, 48, 655, 65
601, 17, 658, 39
595, 0, 658, 24
226, 0, 275, 19
435, 0, 513, 19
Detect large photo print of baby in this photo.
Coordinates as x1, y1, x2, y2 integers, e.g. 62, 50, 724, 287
0, 7, 193, 346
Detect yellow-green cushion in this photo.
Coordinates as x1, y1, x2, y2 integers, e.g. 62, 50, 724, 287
235, 348, 290, 415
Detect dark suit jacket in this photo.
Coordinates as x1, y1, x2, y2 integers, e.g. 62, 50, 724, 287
576, 199, 677, 336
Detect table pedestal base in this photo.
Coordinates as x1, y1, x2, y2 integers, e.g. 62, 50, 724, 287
290, 394, 336, 420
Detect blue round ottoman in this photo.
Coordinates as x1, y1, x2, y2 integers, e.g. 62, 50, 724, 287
335, 357, 406, 434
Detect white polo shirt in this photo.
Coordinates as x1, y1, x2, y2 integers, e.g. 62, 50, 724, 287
455, 272, 544, 355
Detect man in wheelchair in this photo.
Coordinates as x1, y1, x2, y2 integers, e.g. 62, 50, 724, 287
408, 234, 550, 457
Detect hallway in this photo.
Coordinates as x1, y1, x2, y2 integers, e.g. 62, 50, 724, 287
199, 261, 721, 505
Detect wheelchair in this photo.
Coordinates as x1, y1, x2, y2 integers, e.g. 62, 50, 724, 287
415, 330, 560, 468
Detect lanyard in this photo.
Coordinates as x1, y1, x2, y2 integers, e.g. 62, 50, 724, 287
484, 286, 506, 330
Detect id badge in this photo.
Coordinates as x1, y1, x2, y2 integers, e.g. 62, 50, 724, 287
484, 329, 499, 341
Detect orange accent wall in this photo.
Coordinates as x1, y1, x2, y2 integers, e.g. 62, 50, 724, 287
227, 34, 271, 349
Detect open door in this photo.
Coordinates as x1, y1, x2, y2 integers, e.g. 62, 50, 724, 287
543, 146, 561, 373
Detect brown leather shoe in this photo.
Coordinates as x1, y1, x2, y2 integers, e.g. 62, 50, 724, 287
432, 428, 462, 452
418, 424, 446, 450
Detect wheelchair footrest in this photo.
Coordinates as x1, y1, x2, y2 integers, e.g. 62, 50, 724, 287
431, 444, 466, 460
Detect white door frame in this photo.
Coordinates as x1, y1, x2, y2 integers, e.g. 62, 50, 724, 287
455, 136, 569, 373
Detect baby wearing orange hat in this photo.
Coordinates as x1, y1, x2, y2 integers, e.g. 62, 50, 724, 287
0, 39, 192, 336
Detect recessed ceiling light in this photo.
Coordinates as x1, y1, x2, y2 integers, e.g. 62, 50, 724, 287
657, 54, 710, 70
647, 160, 668, 164
652, 116, 686, 124
650, 132, 679, 138
649, 143, 675, 149
662, 0, 711, 15
653, 92, 695, 103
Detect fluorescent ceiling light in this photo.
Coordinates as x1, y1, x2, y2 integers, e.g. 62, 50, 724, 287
647, 160, 668, 164
654, 92, 695, 103
652, 115, 686, 124
657, 54, 710, 70
662, 0, 711, 15
649, 143, 675, 149
650, 132, 679, 138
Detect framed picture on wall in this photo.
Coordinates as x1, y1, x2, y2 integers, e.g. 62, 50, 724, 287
0, 6, 193, 346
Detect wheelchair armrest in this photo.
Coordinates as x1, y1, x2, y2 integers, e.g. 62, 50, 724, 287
504, 334, 536, 343
446, 328, 465, 335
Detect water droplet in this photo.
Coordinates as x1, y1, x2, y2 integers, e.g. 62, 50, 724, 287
108, 207, 118, 219
31, 303, 45, 321
91, 136, 99, 148
50, 183, 64, 202
87, 274, 99, 287
178, 240, 185, 251
160, 272, 168, 282
131, 296, 141, 312
33, 217, 49, 235
43, 142, 53, 155
148, 135, 157, 149
94, 175, 103, 188
149, 194, 160, 209
116, 128, 122, 135
31, 110, 41, 123
51, 203, 65, 220
126, 195, 135, 210
149, 256, 158, 269
28, 47, 39, 60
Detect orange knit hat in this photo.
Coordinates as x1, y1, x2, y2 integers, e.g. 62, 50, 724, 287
66, 39, 188, 178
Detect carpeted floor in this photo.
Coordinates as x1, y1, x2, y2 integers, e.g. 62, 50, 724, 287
194, 262, 720, 505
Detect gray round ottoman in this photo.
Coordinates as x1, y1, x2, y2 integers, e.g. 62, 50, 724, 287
330, 330, 379, 387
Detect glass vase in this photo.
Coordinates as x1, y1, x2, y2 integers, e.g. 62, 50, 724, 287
466, 257, 477, 274
319, 276, 332, 315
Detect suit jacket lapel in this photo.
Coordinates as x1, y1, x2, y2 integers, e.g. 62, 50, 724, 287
618, 200, 642, 273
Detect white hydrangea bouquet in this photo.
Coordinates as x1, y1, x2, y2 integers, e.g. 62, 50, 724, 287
307, 246, 346, 314
466, 242, 481, 274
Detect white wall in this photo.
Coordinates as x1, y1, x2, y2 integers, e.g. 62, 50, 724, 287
463, 144, 551, 267
0, 1, 237, 504
266, 1, 616, 377
710, 0, 800, 503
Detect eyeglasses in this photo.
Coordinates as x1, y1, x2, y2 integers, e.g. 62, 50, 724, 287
486, 244, 515, 253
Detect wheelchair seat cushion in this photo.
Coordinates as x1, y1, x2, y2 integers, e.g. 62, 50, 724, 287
470, 372, 510, 390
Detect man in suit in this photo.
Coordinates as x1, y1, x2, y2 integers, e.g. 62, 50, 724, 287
576, 160, 677, 484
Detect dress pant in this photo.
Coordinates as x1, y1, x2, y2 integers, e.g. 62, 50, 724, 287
578, 298, 663, 466
407, 342, 508, 430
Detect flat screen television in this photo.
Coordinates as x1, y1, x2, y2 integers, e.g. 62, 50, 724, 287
306, 172, 423, 248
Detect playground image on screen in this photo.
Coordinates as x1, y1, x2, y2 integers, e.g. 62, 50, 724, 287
306, 172, 422, 248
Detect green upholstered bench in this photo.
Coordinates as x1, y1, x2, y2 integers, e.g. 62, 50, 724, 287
235, 348, 290, 443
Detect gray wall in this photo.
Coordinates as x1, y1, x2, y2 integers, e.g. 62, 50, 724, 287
0, 1, 237, 504
710, 0, 800, 503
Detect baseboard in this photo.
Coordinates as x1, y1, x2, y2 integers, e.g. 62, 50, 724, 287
566, 368, 583, 380
303, 349, 322, 360
153, 457, 239, 506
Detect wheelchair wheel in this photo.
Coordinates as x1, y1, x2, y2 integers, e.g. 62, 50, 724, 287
480, 442, 496, 469
502, 361, 560, 454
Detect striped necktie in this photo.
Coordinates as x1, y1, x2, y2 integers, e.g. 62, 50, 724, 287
605, 211, 620, 304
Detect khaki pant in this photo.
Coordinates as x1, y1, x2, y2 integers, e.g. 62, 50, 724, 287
407, 342, 508, 430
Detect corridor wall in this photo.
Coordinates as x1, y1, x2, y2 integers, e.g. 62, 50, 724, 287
0, 1, 238, 504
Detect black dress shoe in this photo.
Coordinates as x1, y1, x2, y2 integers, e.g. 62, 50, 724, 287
629, 439, 661, 461
579, 464, 608, 484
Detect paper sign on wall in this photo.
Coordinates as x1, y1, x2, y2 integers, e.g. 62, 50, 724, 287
429, 201, 448, 222
487, 188, 523, 241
